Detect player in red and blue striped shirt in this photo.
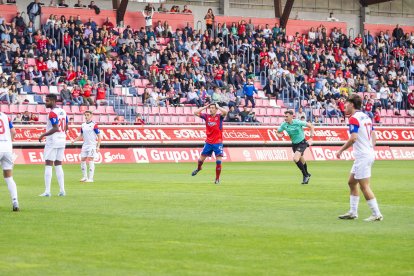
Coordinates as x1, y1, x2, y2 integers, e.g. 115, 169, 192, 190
192, 103, 228, 184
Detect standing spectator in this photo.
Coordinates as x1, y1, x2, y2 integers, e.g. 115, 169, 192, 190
204, 8, 215, 35
392, 24, 404, 47
27, 0, 42, 23
243, 77, 257, 108
142, 7, 154, 32
394, 87, 403, 111
379, 83, 391, 110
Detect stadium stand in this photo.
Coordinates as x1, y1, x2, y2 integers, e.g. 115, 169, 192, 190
0, 2, 413, 126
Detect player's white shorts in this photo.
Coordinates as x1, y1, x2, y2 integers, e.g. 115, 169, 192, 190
81, 147, 96, 159
44, 146, 65, 161
351, 155, 375, 180
0, 152, 13, 170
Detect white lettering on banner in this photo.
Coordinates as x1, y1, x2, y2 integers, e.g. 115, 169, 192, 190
374, 150, 393, 160
243, 150, 252, 161
391, 149, 414, 159
305, 129, 342, 138
190, 150, 200, 160
375, 130, 399, 140
401, 130, 414, 140
101, 129, 171, 141
132, 149, 149, 163
29, 151, 42, 163
173, 129, 206, 139
312, 148, 326, 161
104, 152, 126, 163
223, 130, 260, 139
255, 149, 289, 161
150, 149, 190, 163
267, 129, 284, 141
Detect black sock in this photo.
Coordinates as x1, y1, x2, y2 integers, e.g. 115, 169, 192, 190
295, 161, 307, 176
303, 162, 309, 175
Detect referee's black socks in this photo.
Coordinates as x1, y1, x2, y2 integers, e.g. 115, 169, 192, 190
303, 162, 309, 175
295, 161, 307, 176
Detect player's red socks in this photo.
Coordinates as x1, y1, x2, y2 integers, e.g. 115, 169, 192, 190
197, 160, 204, 171
215, 160, 222, 180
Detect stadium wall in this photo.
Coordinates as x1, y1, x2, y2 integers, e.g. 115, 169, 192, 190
12, 126, 414, 164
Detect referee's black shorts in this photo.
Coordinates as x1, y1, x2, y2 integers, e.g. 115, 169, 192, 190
292, 139, 309, 156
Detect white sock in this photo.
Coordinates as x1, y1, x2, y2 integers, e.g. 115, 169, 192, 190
367, 198, 382, 216
55, 165, 65, 193
5, 177, 18, 204
81, 161, 87, 178
88, 161, 95, 180
44, 165, 53, 194
350, 195, 359, 215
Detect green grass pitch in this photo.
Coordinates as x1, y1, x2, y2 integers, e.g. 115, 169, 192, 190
0, 161, 412, 275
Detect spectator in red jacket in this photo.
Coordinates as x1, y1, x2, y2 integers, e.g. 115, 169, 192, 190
374, 107, 381, 124
36, 56, 48, 72
95, 82, 107, 106
82, 81, 94, 106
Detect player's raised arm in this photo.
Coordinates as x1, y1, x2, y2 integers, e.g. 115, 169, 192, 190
216, 104, 228, 117
194, 105, 209, 117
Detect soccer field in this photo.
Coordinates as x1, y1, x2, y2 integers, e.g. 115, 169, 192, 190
0, 161, 412, 275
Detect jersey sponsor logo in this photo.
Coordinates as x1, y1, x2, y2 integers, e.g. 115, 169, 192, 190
133, 148, 149, 163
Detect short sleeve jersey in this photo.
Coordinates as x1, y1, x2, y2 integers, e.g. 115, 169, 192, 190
81, 121, 100, 149
0, 112, 13, 153
46, 107, 67, 148
278, 119, 307, 144
200, 113, 224, 144
349, 111, 374, 158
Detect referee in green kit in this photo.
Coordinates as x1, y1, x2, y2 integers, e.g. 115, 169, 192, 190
276, 110, 315, 184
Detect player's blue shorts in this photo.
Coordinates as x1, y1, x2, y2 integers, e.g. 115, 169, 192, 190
201, 143, 224, 157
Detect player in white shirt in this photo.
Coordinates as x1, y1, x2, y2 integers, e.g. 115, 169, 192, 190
336, 94, 383, 222
71, 110, 101, 182
0, 112, 19, 211
38, 94, 68, 197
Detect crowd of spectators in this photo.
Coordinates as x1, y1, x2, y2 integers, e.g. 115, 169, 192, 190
0, 1, 413, 125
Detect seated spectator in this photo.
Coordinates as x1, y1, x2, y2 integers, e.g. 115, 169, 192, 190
185, 87, 203, 107
30, 113, 39, 124
88, 1, 100, 14
82, 81, 94, 106
0, 82, 11, 104
240, 106, 252, 122
295, 107, 306, 121
58, 0, 68, 7
182, 5, 192, 13
264, 79, 279, 100
323, 99, 340, 118
21, 111, 31, 124
44, 69, 56, 86
95, 83, 108, 106
13, 113, 22, 124
225, 106, 241, 122
71, 84, 84, 105
374, 107, 381, 124
134, 113, 145, 125
408, 90, 414, 116
74, 0, 86, 8
60, 84, 75, 106
157, 3, 167, 12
